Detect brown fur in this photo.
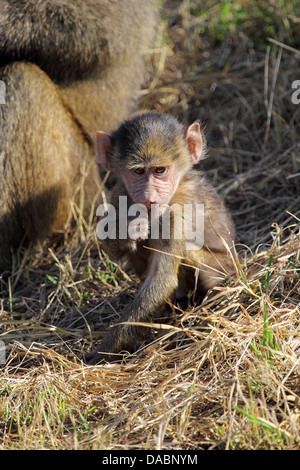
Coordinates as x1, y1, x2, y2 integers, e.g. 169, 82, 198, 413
89, 113, 235, 363
0, 0, 158, 271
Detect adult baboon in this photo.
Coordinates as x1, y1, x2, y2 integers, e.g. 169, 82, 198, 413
0, 0, 157, 271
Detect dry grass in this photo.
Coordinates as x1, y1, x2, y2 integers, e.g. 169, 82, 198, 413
0, 0, 299, 450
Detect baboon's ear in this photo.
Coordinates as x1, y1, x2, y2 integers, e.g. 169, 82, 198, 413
96, 131, 112, 170
185, 122, 203, 163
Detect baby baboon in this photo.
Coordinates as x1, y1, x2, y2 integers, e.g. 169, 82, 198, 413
89, 112, 235, 363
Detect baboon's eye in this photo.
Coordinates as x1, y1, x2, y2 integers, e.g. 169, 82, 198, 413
155, 166, 167, 174
133, 168, 145, 175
